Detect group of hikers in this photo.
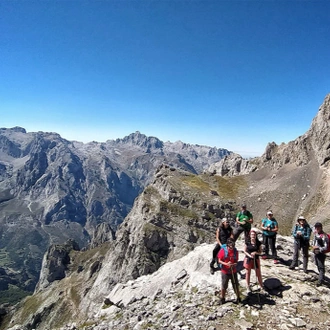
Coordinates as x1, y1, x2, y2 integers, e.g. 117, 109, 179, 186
210, 204, 329, 304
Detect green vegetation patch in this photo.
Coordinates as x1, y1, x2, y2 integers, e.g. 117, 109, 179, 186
0, 284, 31, 305
0, 248, 12, 267
159, 200, 198, 219
213, 175, 248, 199
181, 175, 210, 193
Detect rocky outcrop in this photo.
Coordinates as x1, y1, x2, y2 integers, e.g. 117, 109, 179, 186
89, 223, 115, 249
35, 239, 80, 293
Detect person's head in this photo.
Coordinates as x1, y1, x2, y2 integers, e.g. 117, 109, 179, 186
267, 211, 273, 218
226, 238, 235, 249
314, 222, 323, 233
298, 216, 306, 225
221, 217, 229, 228
248, 229, 258, 242
241, 204, 247, 210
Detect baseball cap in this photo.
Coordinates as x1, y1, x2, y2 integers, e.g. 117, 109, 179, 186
241, 204, 247, 208
267, 211, 273, 215
298, 216, 306, 220
221, 217, 228, 223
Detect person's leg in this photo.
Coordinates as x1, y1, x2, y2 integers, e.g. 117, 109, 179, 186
220, 272, 229, 303
290, 240, 300, 269
315, 253, 326, 285
302, 244, 309, 272
255, 260, 263, 288
232, 226, 243, 242
210, 244, 220, 268
270, 235, 277, 258
245, 268, 251, 289
263, 235, 269, 255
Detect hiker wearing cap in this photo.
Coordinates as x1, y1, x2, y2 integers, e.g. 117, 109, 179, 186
243, 229, 264, 293
289, 216, 312, 272
312, 222, 329, 286
210, 218, 233, 274
217, 238, 241, 304
261, 211, 279, 263
233, 204, 253, 243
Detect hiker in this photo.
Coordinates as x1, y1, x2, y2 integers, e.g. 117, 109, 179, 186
289, 216, 312, 272
243, 229, 264, 293
311, 222, 329, 286
233, 204, 253, 243
217, 238, 241, 304
210, 217, 233, 274
261, 210, 279, 263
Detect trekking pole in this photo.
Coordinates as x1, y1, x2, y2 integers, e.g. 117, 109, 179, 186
230, 266, 239, 302
253, 256, 261, 306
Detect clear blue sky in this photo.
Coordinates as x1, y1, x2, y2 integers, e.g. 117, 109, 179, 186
1, 1, 329, 157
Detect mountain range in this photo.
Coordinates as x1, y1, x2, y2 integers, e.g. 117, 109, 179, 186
1, 93, 330, 330
0, 128, 230, 298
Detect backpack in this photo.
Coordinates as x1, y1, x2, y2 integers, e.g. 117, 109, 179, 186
217, 244, 238, 269
323, 233, 330, 253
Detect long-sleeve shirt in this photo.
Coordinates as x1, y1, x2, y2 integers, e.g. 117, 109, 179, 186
292, 223, 312, 241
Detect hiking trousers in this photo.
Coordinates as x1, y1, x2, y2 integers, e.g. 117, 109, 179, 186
314, 253, 326, 283
292, 239, 309, 270
210, 244, 221, 267
233, 226, 249, 243
263, 234, 277, 258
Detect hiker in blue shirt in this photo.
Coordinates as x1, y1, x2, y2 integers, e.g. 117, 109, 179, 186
289, 216, 312, 272
261, 211, 279, 263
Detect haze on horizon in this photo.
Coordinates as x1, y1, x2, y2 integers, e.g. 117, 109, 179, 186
1, 1, 330, 157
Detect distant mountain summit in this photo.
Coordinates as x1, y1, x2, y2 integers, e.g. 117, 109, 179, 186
0, 128, 231, 296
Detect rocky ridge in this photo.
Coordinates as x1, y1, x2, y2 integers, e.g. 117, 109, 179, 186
6, 235, 330, 330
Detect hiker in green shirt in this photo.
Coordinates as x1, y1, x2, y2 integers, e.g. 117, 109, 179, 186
233, 204, 253, 243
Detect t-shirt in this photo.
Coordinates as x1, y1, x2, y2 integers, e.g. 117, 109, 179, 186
217, 247, 239, 274
236, 210, 253, 230
262, 217, 278, 236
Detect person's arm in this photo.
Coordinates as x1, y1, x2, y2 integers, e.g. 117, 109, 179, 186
248, 212, 253, 224
303, 226, 312, 240
271, 220, 278, 234
319, 234, 328, 253
216, 228, 221, 245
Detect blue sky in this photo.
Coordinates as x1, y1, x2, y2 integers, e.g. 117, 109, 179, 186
1, 1, 329, 157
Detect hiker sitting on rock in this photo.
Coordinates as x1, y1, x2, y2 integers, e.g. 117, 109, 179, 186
261, 210, 279, 263
312, 222, 329, 286
217, 238, 241, 305
210, 217, 233, 275
243, 229, 265, 293
233, 204, 253, 243
289, 216, 312, 272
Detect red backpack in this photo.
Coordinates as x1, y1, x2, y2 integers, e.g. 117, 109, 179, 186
323, 233, 330, 253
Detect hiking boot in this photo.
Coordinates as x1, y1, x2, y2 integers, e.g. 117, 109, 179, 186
210, 266, 215, 275
219, 297, 226, 305
289, 264, 296, 270
246, 285, 252, 293
273, 259, 279, 264
316, 281, 322, 287
235, 297, 242, 304
303, 269, 308, 274
261, 255, 268, 260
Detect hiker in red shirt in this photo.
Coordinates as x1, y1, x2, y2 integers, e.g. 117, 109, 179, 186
217, 238, 241, 304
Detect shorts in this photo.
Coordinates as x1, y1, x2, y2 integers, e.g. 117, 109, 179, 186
243, 257, 260, 270
221, 271, 238, 290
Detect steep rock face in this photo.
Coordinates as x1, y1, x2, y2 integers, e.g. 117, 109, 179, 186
35, 239, 80, 293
